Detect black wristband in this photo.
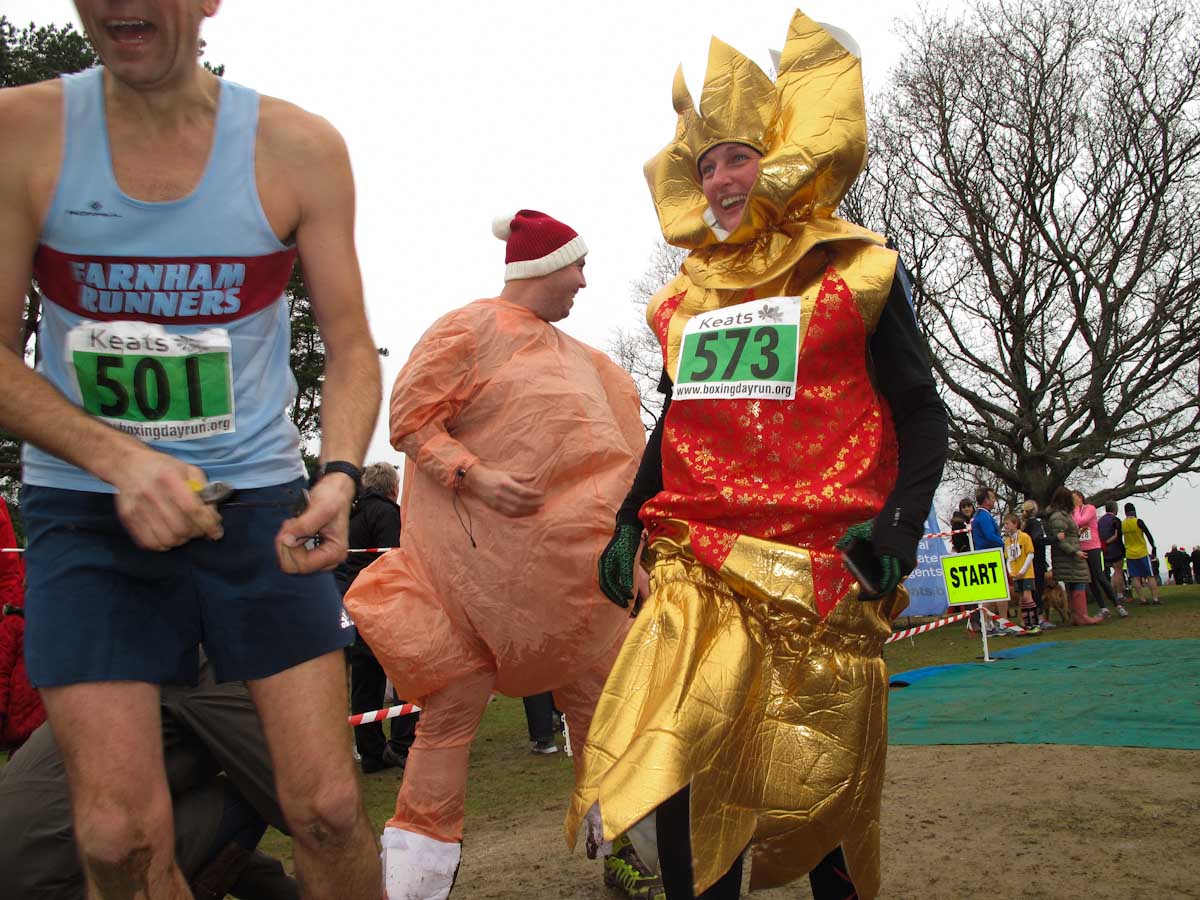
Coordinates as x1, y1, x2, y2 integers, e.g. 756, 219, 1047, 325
318, 460, 362, 489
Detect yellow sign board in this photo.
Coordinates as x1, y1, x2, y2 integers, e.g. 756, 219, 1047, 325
941, 548, 1009, 605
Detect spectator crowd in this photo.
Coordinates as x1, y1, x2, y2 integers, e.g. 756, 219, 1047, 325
946, 487, 1195, 635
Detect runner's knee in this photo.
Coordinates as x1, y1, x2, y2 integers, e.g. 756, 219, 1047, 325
283, 770, 364, 850
75, 789, 173, 874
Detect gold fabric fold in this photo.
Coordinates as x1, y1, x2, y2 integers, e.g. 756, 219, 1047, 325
567, 524, 906, 896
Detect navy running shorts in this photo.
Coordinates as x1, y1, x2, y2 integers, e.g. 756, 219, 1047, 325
22, 479, 354, 687
1126, 556, 1153, 579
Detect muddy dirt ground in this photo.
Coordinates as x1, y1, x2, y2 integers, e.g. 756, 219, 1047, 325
453, 745, 1199, 899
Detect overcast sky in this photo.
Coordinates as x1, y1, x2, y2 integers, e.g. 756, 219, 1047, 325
7, 0, 1198, 555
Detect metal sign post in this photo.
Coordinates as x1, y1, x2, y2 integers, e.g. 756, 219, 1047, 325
939, 547, 1009, 663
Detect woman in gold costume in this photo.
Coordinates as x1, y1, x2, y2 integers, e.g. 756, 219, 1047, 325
567, 10, 948, 899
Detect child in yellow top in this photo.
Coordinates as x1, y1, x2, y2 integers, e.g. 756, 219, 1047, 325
1004, 513, 1040, 632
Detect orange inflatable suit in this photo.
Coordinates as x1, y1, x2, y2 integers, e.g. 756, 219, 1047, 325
345, 289, 643, 897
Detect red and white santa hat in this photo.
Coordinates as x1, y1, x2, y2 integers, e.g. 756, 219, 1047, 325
492, 209, 588, 282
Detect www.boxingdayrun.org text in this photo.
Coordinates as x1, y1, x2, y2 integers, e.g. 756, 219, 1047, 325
111, 418, 232, 440
674, 381, 792, 399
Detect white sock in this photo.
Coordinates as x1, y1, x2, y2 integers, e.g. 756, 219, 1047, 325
381, 827, 461, 900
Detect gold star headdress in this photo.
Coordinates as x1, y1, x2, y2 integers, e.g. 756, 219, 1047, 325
646, 9, 872, 250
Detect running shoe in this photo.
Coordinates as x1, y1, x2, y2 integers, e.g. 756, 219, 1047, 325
530, 739, 559, 755
1022, 625, 1042, 635
1038, 619, 1057, 629
1098, 607, 1112, 618
1116, 604, 1129, 618
604, 834, 666, 900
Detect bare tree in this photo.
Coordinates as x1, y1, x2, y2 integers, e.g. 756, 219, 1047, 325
845, 0, 1200, 507
607, 240, 687, 428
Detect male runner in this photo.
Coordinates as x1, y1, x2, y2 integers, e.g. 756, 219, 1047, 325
0, 2, 381, 897
345, 210, 643, 899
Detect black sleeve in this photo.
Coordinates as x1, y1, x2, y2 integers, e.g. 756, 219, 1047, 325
867, 263, 949, 572
1139, 519, 1156, 552
614, 371, 672, 529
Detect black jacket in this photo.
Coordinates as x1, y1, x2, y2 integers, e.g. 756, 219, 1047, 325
334, 491, 401, 594
1022, 514, 1052, 566
950, 511, 971, 553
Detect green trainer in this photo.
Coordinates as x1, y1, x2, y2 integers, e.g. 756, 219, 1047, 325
604, 833, 665, 900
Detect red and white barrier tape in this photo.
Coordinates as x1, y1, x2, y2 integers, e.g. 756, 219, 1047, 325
348, 702, 421, 727
884, 608, 975, 644
922, 527, 971, 539
2, 527, 971, 555
980, 607, 1030, 635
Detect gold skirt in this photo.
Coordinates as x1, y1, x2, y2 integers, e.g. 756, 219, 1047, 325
566, 524, 905, 896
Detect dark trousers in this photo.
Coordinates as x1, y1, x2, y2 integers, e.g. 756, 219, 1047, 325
522, 692, 559, 743
1084, 548, 1118, 609
1032, 554, 1047, 614
349, 639, 417, 762
655, 785, 859, 899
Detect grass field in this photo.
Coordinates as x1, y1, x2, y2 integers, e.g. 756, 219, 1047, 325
6, 585, 1197, 892
258, 583, 1200, 873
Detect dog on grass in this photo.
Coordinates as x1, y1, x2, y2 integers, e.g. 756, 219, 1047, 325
1041, 570, 1071, 624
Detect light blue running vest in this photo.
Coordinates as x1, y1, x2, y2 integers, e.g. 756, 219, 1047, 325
26, 67, 306, 492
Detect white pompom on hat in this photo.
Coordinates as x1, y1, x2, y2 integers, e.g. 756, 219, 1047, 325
493, 209, 588, 281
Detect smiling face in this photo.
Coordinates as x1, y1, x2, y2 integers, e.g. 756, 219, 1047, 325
698, 142, 762, 234
529, 259, 587, 322
74, 0, 219, 88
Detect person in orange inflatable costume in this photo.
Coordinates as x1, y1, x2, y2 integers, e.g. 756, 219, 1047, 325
344, 209, 644, 899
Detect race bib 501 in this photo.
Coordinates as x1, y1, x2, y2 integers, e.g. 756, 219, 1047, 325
69, 321, 235, 442
673, 297, 801, 401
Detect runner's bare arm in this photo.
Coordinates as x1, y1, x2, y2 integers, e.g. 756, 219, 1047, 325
261, 104, 380, 573
0, 84, 221, 550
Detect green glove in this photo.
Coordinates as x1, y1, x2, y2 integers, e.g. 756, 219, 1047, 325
598, 523, 641, 608
835, 520, 902, 600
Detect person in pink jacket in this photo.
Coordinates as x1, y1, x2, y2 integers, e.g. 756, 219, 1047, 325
1071, 491, 1127, 617
344, 211, 644, 900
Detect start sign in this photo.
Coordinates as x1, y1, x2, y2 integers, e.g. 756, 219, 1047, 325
941, 548, 1010, 605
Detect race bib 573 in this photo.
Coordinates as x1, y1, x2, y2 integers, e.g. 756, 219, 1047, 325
69, 321, 235, 441
673, 297, 801, 401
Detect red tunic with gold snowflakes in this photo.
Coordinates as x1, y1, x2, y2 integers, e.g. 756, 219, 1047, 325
642, 254, 898, 619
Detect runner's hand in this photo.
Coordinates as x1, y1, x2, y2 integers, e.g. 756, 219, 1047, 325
275, 473, 354, 573
112, 451, 223, 551
461, 464, 544, 517
835, 520, 903, 600
598, 522, 641, 608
